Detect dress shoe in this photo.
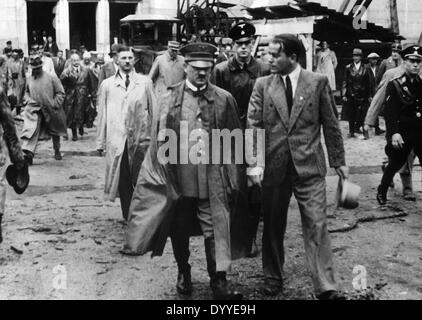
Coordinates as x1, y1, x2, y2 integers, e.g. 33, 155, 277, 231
376, 185, 387, 205
381, 163, 394, 188
72, 135, 78, 142
375, 128, 385, 136
54, 150, 62, 161
317, 290, 346, 300
79, 127, 84, 136
176, 269, 193, 296
403, 193, 416, 201
261, 279, 283, 296
363, 128, 370, 140
211, 273, 243, 300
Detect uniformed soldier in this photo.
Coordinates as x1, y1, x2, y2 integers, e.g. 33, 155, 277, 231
377, 45, 422, 205
212, 23, 270, 257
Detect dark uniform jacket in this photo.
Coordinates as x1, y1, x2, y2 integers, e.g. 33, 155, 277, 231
366, 63, 381, 97
212, 57, 271, 127
384, 73, 422, 141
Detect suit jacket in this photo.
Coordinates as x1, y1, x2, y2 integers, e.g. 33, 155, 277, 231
98, 61, 117, 86
247, 69, 345, 187
53, 57, 66, 77
366, 63, 380, 97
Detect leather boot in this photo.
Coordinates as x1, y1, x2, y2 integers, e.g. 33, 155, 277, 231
400, 173, 416, 201
79, 126, 84, 136
377, 184, 388, 205
171, 236, 192, 295
205, 238, 243, 300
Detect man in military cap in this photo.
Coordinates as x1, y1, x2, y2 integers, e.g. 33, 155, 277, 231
149, 41, 185, 99
21, 55, 66, 163
342, 48, 371, 137
124, 42, 246, 300
377, 43, 403, 84
212, 22, 270, 257
376, 45, 422, 205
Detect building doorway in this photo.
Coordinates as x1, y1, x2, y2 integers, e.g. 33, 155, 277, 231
27, 1, 57, 52
109, 2, 138, 45
69, 2, 97, 51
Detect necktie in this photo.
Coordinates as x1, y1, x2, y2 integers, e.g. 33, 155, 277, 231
285, 75, 293, 115
125, 74, 130, 89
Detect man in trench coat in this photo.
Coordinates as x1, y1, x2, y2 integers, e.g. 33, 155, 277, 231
96, 46, 156, 221
123, 43, 250, 300
247, 34, 348, 300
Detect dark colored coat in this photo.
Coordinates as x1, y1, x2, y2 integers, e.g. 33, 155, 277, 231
0, 87, 24, 164
212, 57, 271, 127
384, 73, 422, 141
123, 81, 252, 271
44, 42, 59, 57
98, 61, 117, 86
60, 65, 96, 128
53, 57, 66, 77
247, 69, 345, 187
366, 63, 381, 97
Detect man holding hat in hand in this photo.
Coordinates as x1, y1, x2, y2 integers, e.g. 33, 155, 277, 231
376, 45, 422, 205
0, 80, 28, 243
149, 41, 185, 99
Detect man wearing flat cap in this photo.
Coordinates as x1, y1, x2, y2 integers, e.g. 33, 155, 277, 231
21, 54, 66, 163
247, 34, 348, 300
376, 45, 422, 205
342, 48, 371, 137
212, 21, 270, 257
149, 41, 185, 99
0, 74, 27, 244
124, 42, 248, 300
377, 43, 403, 85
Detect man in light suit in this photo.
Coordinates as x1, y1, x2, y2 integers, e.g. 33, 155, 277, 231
247, 34, 348, 300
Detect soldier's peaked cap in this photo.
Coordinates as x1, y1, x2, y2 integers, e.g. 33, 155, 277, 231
180, 42, 217, 68
229, 22, 256, 42
401, 44, 422, 60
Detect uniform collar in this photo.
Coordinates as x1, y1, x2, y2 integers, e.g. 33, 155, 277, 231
229, 55, 254, 71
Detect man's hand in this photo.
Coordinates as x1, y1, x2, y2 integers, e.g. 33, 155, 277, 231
391, 133, 404, 149
247, 167, 264, 188
335, 166, 349, 180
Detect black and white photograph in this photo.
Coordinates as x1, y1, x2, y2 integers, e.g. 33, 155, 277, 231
0, 0, 422, 305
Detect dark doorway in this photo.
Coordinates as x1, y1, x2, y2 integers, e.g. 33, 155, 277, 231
27, 1, 57, 52
69, 2, 97, 51
109, 3, 137, 45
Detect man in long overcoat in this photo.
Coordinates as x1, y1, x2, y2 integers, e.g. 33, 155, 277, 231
0, 85, 27, 243
61, 53, 97, 141
7, 49, 26, 116
212, 22, 270, 257
149, 41, 185, 99
247, 34, 348, 300
21, 55, 66, 162
123, 43, 250, 300
96, 46, 156, 221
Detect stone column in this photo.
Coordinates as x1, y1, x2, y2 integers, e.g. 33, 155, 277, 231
96, 0, 110, 54
15, 0, 28, 54
55, 0, 70, 54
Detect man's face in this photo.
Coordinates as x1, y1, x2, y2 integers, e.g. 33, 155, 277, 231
117, 50, 135, 72
58, 51, 63, 59
71, 56, 81, 68
48, 36, 53, 43
369, 58, 378, 66
84, 58, 90, 64
234, 39, 252, 61
184, 63, 212, 87
404, 57, 422, 75
12, 53, 18, 61
392, 50, 400, 60
168, 48, 178, 59
321, 41, 328, 50
353, 55, 362, 63
268, 42, 293, 75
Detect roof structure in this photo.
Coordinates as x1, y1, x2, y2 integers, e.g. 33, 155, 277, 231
247, 1, 404, 42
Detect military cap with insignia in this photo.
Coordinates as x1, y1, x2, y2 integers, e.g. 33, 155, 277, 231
229, 22, 256, 43
180, 42, 217, 68
401, 44, 422, 60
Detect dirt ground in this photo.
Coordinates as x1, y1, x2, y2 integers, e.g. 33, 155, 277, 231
0, 122, 422, 300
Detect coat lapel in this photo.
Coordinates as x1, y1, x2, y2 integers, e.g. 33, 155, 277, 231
288, 70, 311, 132
268, 75, 289, 130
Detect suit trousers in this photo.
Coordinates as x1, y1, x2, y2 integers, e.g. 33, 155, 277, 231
118, 142, 134, 221
171, 197, 214, 272
262, 160, 337, 294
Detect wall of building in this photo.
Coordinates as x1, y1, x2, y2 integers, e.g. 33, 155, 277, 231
0, 0, 28, 53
